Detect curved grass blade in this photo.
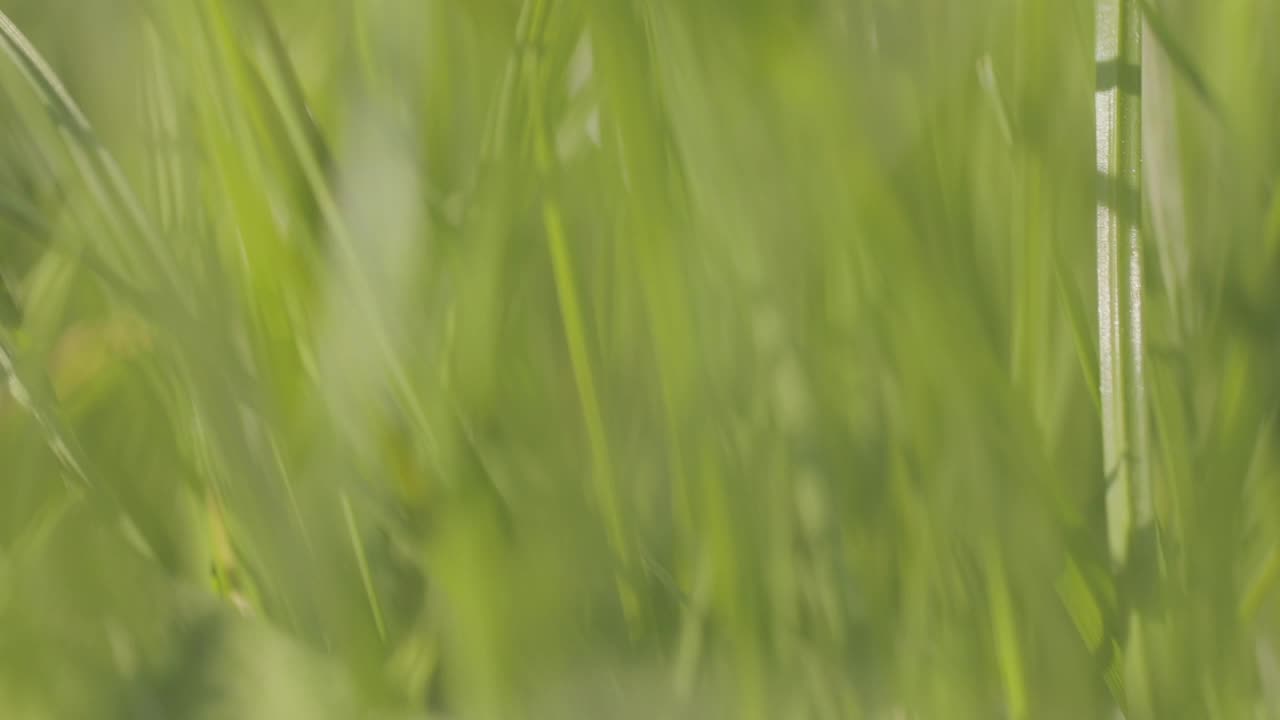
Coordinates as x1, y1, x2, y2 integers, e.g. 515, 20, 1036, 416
1, 208, 165, 317
0, 328, 91, 487
1136, 0, 1224, 121
0, 9, 185, 303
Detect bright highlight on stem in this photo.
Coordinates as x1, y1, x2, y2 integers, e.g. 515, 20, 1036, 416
1095, 0, 1149, 574
1097, 0, 1159, 715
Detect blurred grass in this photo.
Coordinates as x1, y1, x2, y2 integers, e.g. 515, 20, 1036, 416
1, 0, 1279, 718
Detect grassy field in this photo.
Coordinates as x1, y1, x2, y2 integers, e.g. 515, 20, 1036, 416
1, 0, 1280, 717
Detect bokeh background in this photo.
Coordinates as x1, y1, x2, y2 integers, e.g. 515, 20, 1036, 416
1, 0, 1280, 717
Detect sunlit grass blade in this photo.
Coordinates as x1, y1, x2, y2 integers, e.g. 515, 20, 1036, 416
1096, 0, 1150, 579
0, 329, 91, 487
2, 0, 1280, 717
0, 9, 183, 299
1097, 0, 1160, 714
520, 0, 637, 629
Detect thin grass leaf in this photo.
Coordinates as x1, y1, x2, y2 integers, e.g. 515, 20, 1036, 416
235, 3, 445, 476
1137, 0, 1225, 121
0, 329, 91, 487
0, 9, 185, 302
341, 492, 387, 643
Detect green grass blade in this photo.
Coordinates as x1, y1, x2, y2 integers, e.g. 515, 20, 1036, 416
0, 9, 183, 299
1096, 0, 1150, 580
0, 329, 91, 487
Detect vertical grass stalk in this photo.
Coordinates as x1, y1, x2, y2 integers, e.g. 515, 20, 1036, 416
1096, 0, 1155, 713
1096, 0, 1149, 575
520, 0, 636, 626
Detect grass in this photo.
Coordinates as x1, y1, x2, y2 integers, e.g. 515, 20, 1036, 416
1094, 0, 1152, 712
1, 0, 1280, 718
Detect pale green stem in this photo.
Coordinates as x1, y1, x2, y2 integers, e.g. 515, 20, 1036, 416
520, 0, 637, 626
1096, 0, 1149, 579
1097, 0, 1155, 714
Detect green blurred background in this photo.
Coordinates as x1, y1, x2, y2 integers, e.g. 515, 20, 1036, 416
1, 0, 1279, 717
